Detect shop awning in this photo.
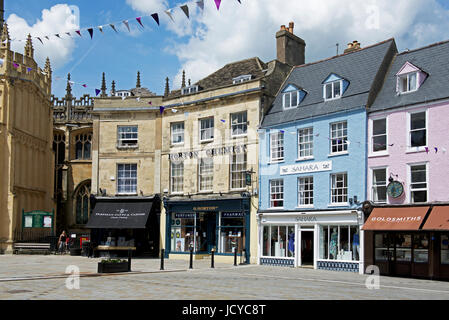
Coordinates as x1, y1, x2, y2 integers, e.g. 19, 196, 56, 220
362, 206, 430, 231
422, 206, 449, 230
86, 200, 154, 229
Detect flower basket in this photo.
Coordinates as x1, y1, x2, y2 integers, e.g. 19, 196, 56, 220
97, 259, 129, 273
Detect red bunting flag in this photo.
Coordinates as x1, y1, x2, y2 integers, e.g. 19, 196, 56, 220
136, 17, 144, 27
151, 13, 159, 26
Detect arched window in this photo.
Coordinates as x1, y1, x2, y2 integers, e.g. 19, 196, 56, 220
75, 133, 92, 160
75, 182, 91, 225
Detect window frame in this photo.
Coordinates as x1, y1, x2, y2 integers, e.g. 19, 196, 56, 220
171, 122, 185, 145
398, 72, 418, 94
269, 179, 284, 209
117, 125, 138, 148
407, 110, 427, 152
298, 176, 314, 208
283, 90, 299, 110
230, 111, 248, 137
198, 158, 214, 192
230, 152, 247, 190
370, 117, 388, 155
330, 172, 348, 205
323, 80, 343, 101
297, 127, 314, 160
408, 162, 428, 203
371, 167, 388, 204
170, 161, 184, 194
270, 131, 285, 163
330, 121, 348, 155
117, 163, 138, 195
199, 117, 214, 143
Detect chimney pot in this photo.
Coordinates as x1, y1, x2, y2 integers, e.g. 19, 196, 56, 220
288, 22, 294, 33
280, 25, 286, 31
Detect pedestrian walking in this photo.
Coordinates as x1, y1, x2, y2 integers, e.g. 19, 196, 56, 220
58, 230, 68, 254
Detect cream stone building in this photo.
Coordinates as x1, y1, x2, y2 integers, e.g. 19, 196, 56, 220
88, 73, 164, 257
0, 25, 54, 253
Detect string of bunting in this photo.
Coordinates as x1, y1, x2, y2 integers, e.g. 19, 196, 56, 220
10, 0, 242, 43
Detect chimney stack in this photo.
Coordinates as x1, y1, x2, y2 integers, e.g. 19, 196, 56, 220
344, 40, 361, 54
276, 21, 306, 67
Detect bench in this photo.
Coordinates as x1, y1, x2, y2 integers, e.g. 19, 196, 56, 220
13, 243, 51, 255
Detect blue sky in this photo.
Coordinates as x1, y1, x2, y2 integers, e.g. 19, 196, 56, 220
6, 0, 449, 99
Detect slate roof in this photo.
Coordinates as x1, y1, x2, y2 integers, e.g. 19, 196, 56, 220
261, 39, 396, 128
369, 39, 449, 112
166, 57, 268, 99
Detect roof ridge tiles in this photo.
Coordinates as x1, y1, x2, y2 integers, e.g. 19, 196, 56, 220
397, 38, 449, 56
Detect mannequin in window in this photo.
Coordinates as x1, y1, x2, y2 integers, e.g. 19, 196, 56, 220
288, 232, 295, 257
330, 228, 338, 259
353, 229, 360, 260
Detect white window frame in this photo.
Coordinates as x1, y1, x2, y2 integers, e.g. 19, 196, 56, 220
270, 131, 284, 163
198, 158, 214, 192
323, 80, 343, 101
370, 117, 388, 155
232, 75, 252, 84
407, 109, 427, 152
298, 176, 314, 208
181, 85, 199, 95
269, 179, 284, 208
199, 117, 214, 143
117, 126, 138, 148
330, 172, 348, 205
297, 127, 314, 160
170, 161, 184, 194
398, 72, 418, 94
371, 167, 388, 204
171, 122, 185, 145
408, 162, 428, 203
230, 152, 247, 190
231, 111, 248, 137
283, 90, 299, 110
117, 163, 137, 195
330, 121, 348, 155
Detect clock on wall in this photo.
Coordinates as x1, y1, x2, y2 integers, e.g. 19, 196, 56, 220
387, 180, 404, 198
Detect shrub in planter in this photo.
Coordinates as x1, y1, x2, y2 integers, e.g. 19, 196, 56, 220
97, 259, 129, 273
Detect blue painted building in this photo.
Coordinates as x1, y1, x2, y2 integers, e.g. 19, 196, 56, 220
257, 39, 397, 273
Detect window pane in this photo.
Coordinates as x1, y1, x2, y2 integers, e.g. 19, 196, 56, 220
291, 91, 298, 107
396, 234, 412, 262
326, 83, 332, 99
413, 234, 429, 263
284, 93, 291, 108
287, 226, 295, 258
408, 73, 417, 91
373, 136, 387, 152
350, 226, 360, 261
333, 81, 341, 98
263, 226, 270, 256
270, 226, 278, 257
320, 226, 329, 260
373, 119, 386, 135
411, 112, 425, 130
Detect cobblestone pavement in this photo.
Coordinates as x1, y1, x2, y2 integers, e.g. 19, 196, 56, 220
1, 255, 449, 300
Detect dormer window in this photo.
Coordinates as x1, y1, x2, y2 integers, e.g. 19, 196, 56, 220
182, 85, 200, 95
322, 74, 349, 101
396, 61, 427, 95
233, 75, 252, 84
282, 84, 306, 110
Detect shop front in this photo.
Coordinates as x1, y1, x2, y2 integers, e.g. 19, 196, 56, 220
164, 197, 251, 263
362, 204, 449, 281
258, 210, 364, 273
86, 195, 161, 257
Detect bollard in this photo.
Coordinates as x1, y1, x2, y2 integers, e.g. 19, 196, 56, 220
160, 249, 165, 270
189, 247, 193, 269
211, 249, 215, 269
234, 247, 237, 266
240, 249, 246, 265
128, 249, 132, 272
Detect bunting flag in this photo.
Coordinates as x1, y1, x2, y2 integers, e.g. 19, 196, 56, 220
13, 63, 19, 68
180, 5, 189, 19
95, 89, 101, 96
425, 147, 429, 154
148, 101, 152, 105
66, 32, 72, 37
123, 20, 130, 32
121, 96, 126, 100
136, 17, 144, 28
151, 13, 160, 26
76, 30, 82, 37
220, 119, 226, 123
172, 108, 178, 113
55, 34, 61, 39
196, 0, 204, 11
87, 28, 94, 39
435, 147, 438, 153
36, 37, 43, 44
215, 0, 222, 10
69, 81, 75, 85
165, 9, 175, 22
26, 67, 32, 72
136, 97, 140, 102
237, 0, 241, 3
82, 84, 87, 88
98, 26, 104, 33
160, 106, 165, 114
45, 36, 50, 40
110, 24, 118, 33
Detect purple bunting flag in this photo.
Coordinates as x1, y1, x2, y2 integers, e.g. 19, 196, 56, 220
87, 28, 94, 39
76, 30, 82, 37
123, 20, 130, 32
220, 119, 226, 123
151, 13, 159, 26
148, 101, 152, 105
82, 84, 87, 88
26, 67, 32, 72
160, 106, 165, 114
425, 147, 429, 154
196, 0, 204, 11
180, 5, 189, 19
435, 147, 438, 153
215, 0, 222, 10
13, 63, 19, 68
95, 89, 101, 96
136, 17, 144, 28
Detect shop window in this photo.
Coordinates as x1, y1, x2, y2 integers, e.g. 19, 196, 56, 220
441, 234, 449, 265
171, 214, 195, 253
374, 233, 393, 262
395, 233, 412, 262
218, 213, 245, 254
413, 234, 429, 263
75, 133, 92, 160
319, 225, 360, 261
262, 225, 295, 258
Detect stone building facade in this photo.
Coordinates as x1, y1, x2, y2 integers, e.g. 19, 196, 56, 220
0, 25, 54, 253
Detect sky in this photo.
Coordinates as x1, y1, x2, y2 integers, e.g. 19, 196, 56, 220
5, 0, 449, 99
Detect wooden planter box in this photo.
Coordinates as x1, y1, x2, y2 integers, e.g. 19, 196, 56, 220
97, 261, 129, 273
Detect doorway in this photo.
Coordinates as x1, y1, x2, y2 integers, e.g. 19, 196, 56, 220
301, 230, 314, 266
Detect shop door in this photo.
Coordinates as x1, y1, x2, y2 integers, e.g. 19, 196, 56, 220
300, 230, 314, 266
206, 213, 217, 252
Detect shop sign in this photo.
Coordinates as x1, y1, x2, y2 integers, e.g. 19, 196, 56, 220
169, 145, 247, 161
193, 206, 218, 212
280, 161, 332, 176
370, 216, 422, 223
175, 213, 198, 219
222, 212, 244, 218
295, 216, 318, 222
